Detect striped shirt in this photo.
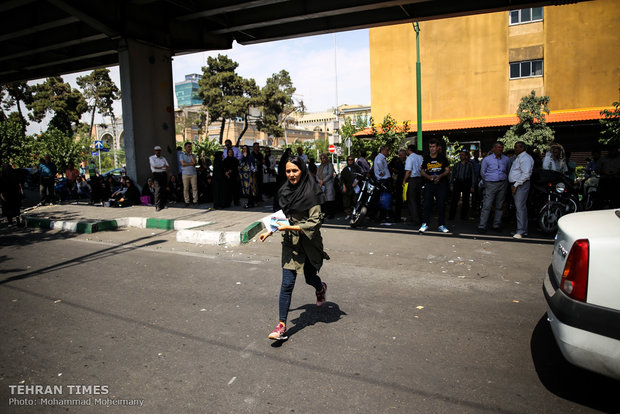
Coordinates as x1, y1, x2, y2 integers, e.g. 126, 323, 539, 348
450, 161, 475, 184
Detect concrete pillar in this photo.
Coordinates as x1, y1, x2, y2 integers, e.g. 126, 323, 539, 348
118, 39, 177, 188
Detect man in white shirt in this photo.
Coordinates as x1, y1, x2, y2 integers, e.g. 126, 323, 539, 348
149, 145, 170, 211
373, 146, 390, 180
180, 141, 198, 207
402, 144, 423, 226
508, 141, 534, 238
373, 146, 391, 221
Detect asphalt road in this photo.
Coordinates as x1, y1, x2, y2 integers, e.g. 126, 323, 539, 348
0, 222, 618, 413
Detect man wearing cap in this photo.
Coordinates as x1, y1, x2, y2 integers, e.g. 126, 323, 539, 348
449, 149, 476, 220
149, 146, 170, 211
180, 141, 199, 207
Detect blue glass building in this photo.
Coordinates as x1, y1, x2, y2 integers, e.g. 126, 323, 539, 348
175, 73, 202, 107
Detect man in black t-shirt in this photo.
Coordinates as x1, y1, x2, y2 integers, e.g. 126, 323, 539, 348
419, 139, 451, 233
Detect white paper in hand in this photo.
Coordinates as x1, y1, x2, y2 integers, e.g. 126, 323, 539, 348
262, 210, 290, 232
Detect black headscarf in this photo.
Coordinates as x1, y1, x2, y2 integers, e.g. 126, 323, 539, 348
278, 156, 325, 215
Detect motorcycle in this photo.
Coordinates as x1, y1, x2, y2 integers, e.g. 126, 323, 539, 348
581, 173, 599, 211
531, 169, 579, 234
349, 173, 389, 228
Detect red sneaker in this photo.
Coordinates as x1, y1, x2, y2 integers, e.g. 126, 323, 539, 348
268, 322, 287, 340
316, 282, 327, 307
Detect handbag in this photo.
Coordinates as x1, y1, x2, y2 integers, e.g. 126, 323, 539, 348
402, 182, 408, 201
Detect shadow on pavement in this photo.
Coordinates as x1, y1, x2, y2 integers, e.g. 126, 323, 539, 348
2, 282, 526, 413
0, 230, 170, 285
530, 315, 620, 412
0, 226, 82, 248
323, 219, 554, 245
271, 302, 347, 345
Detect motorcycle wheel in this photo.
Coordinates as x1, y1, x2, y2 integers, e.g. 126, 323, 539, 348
567, 197, 579, 214
538, 202, 564, 234
583, 192, 595, 211
350, 206, 367, 228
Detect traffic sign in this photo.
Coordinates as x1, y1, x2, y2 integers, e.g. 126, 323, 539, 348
328, 144, 336, 153
94, 140, 104, 149
345, 137, 352, 149
101, 148, 110, 152
91, 151, 99, 156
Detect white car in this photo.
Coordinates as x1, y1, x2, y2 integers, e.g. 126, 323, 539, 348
543, 209, 620, 380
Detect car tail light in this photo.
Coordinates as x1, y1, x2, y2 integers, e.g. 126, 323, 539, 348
560, 239, 589, 302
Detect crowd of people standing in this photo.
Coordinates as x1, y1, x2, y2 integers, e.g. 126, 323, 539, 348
2, 137, 618, 230
334, 139, 619, 238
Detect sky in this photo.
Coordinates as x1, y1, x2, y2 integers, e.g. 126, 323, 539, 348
25, 29, 370, 135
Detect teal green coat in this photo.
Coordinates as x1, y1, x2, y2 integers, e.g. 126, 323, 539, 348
281, 205, 330, 272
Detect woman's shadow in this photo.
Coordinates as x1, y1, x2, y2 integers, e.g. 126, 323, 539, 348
271, 301, 346, 347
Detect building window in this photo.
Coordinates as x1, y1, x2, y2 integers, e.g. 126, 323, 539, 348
509, 8, 543, 25
510, 60, 543, 79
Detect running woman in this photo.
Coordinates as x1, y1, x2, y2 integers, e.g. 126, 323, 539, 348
259, 156, 330, 340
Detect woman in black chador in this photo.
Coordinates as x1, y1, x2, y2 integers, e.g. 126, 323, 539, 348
0, 164, 23, 225
211, 151, 229, 208
223, 148, 241, 206
259, 156, 329, 340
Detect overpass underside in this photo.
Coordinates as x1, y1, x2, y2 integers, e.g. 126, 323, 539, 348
0, 0, 581, 185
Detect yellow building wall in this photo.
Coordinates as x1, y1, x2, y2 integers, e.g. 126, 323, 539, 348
544, 0, 620, 110
369, 0, 620, 124
371, 13, 509, 124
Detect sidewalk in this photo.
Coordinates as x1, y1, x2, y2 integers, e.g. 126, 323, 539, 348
21, 201, 272, 246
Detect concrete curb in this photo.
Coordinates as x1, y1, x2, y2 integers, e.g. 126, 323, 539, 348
25, 217, 119, 234
240, 221, 263, 243
21, 214, 262, 245
175, 221, 263, 246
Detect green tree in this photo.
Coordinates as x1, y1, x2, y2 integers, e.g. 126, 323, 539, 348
599, 102, 620, 147
0, 117, 37, 167
501, 90, 554, 152
198, 55, 256, 144
35, 128, 90, 171
176, 109, 209, 142
27, 77, 88, 136
194, 138, 221, 161
441, 136, 464, 165
370, 114, 410, 160
285, 139, 330, 161
233, 77, 260, 145
1, 81, 33, 137
0, 88, 6, 121
340, 114, 371, 157
256, 70, 296, 138
76, 68, 121, 139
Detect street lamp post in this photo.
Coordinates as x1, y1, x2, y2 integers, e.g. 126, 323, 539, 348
413, 22, 423, 151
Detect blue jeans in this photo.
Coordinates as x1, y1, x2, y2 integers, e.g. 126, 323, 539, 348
278, 261, 323, 323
